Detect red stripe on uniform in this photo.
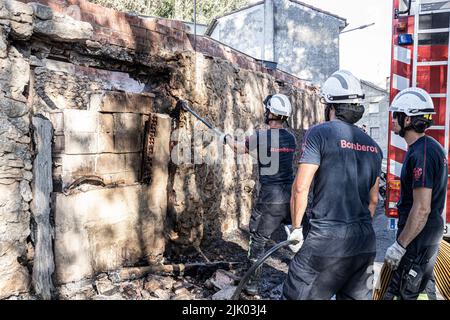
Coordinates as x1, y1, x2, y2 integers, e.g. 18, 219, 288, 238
423, 137, 427, 187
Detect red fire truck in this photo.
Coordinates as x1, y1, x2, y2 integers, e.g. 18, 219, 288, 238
387, 0, 450, 238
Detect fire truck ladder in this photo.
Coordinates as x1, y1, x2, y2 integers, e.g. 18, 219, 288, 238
411, 0, 450, 236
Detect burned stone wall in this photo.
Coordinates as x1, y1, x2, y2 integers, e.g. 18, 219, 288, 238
0, 0, 34, 299
162, 53, 322, 249
0, 0, 323, 299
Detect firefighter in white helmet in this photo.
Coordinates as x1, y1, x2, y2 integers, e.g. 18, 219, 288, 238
383, 87, 448, 300
223, 93, 297, 296
282, 70, 383, 300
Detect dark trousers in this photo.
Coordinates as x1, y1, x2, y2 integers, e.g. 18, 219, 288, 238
282, 246, 375, 300
248, 184, 291, 262
383, 243, 440, 300
282, 222, 376, 300
425, 275, 437, 300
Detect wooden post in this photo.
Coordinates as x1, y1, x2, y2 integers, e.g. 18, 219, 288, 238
31, 116, 55, 300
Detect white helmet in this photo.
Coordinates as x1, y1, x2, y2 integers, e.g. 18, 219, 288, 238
263, 94, 292, 117
389, 87, 435, 116
320, 70, 365, 104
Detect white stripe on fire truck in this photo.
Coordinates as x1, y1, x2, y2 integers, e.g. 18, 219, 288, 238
419, 28, 450, 34
417, 61, 448, 66
428, 125, 446, 130
430, 93, 447, 98
389, 159, 403, 178
391, 131, 408, 151
394, 45, 411, 65
392, 74, 410, 91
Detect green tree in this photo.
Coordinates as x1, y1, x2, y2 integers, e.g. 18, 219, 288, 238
89, 0, 249, 25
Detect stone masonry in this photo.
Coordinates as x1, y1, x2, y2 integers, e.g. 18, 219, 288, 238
0, 0, 323, 299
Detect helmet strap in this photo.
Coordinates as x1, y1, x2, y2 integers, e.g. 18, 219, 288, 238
411, 116, 433, 133
397, 113, 410, 138
325, 105, 332, 121
264, 108, 271, 125
279, 115, 289, 126
284, 117, 290, 128
396, 112, 433, 137
263, 95, 273, 125
265, 112, 287, 126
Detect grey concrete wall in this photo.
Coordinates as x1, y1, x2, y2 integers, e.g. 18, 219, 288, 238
210, 3, 265, 60
209, 0, 345, 84
273, 0, 344, 84
356, 82, 389, 158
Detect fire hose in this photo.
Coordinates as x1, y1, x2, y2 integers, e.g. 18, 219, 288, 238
232, 239, 450, 300
174, 99, 298, 300
231, 239, 298, 300
175, 99, 450, 300
174, 100, 223, 136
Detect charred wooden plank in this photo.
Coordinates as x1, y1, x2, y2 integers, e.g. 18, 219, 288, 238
108, 261, 242, 282
31, 116, 55, 300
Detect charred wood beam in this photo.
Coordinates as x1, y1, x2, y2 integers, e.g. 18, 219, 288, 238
31, 116, 55, 300
108, 261, 242, 283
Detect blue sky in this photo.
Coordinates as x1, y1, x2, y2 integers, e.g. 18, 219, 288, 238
300, 0, 393, 88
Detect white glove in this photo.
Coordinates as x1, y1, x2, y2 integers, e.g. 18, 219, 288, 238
284, 225, 304, 253
384, 240, 407, 270
222, 134, 232, 145
213, 129, 231, 145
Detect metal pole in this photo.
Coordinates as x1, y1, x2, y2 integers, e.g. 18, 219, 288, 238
340, 22, 375, 34
194, 0, 197, 51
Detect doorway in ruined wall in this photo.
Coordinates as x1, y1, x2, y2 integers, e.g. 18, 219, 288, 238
29, 59, 170, 291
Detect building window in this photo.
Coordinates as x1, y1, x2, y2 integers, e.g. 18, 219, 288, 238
370, 127, 380, 139
370, 114, 380, 127
369, 103, 380, 114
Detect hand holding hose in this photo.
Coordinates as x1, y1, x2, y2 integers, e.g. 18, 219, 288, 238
284, 225, 303, 253
213, 128, 231, 144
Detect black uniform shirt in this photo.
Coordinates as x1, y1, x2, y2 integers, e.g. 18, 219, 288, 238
397, 136, 448, 237
300, 120, 383, 226
246, 129, 296, 186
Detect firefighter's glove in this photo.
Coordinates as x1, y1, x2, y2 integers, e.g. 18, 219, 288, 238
222, 134, 233, 145
284, 225, 303, 253
384, 240, 407, 270
213, 128, 231, 145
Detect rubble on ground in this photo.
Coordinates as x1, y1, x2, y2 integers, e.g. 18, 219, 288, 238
48, 228, 292, 300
